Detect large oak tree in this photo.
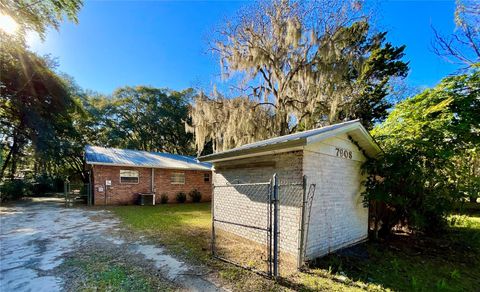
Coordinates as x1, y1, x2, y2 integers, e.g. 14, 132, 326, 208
188, 0, 408, 154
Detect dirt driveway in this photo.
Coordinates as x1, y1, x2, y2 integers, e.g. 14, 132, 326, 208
0, 198, 224, 291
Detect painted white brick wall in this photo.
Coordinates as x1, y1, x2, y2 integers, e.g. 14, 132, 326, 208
303, 134, 368, 259
212, 134, 369, 262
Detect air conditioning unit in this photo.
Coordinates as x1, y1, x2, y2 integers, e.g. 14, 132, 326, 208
138, 193, 155, 206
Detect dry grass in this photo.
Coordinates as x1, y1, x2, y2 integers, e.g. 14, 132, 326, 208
214, 229, 270, 273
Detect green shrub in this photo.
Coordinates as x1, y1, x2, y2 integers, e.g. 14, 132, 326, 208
31, 174, 65, 195
188, 189, 202, 203
0, 180, 32, 202
32, 173, 54, 195
175, 192, 186, 203
363, 71, 479, 237
32, 183, 51, 195
160, 193, 169, 204
52, 177, 65, 192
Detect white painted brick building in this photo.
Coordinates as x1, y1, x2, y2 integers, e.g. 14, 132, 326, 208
199, 120, 381, 268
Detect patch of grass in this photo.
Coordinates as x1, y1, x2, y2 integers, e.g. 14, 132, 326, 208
310, 214, 480, 292
112, 203, 289, 291
111, 203, 211, 262
61, 248, 174, 292
111, 203, 480, 292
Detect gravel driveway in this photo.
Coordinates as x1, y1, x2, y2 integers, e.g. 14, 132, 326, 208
0, 198, 224, 291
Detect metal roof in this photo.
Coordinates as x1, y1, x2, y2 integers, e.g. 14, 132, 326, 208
85, 146, 212, 170
199, 120, 382, 162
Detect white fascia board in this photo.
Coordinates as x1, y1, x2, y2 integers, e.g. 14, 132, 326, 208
305, 123, 360, 145
356, 125, 382, 155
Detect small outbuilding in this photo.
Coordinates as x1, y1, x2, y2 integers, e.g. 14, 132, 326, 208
85, 146, 212, 205
199, 120, 381, 269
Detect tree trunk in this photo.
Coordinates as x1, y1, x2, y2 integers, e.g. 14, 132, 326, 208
0, 147, 13, 180
277, 108, 289, 136
9, 132, 20, 180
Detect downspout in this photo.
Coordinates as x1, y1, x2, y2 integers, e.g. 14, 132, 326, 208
151, 168, 155, 193
88, 167, 93, 206
151, 168, 155, 205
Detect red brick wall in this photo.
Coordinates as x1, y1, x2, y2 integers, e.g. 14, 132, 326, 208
92, 165, 212, 205
153, 168, 212, 204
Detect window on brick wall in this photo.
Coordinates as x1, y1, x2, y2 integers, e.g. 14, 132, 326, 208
204, 173, 210, 182
120, 170, 139, 184
171, 172, 185, 184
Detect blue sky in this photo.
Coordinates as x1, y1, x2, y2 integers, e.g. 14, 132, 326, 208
28, 0, 459, 95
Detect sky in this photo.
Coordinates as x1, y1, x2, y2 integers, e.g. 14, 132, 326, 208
28, 0, 460, 95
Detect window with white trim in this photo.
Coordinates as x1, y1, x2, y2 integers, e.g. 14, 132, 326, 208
171, 172, 185, 184
204, 173, 210, 182
120, 170, 139, 184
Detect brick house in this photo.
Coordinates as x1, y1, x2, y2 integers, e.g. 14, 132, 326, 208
85, 146, 212, 205
199, 120, 381, 263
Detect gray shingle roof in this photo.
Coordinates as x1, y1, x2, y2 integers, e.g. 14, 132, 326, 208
85, 146, 212, 170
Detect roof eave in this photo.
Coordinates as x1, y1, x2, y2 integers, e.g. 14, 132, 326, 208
356, 125, 383, 158
198, 138, 307, 162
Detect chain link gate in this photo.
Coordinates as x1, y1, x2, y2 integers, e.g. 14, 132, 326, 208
212, 174, 315, 277
64, 179, 92, 207
212, 180, 273, 276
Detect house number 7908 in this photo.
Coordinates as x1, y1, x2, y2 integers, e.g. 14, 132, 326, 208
335, 147, 353, 159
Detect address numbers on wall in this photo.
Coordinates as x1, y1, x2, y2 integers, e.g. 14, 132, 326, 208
335, 147, 353, 159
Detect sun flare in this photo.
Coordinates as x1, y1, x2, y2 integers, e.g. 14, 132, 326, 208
0, 13, 19, 35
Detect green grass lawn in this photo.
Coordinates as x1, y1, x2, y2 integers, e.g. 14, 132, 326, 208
111, 203, 480, 291
111, 203, 212, 262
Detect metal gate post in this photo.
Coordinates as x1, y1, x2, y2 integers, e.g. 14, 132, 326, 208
64, 178, 70, 207
268, 179, 273, 277
272, 173, 279, 278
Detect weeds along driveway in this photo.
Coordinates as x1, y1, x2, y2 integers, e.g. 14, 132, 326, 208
0, 198, 224, 291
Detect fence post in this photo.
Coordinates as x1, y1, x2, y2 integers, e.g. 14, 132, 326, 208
64, 178, 70, 207
272, 173, 279, 278
298, 175, 308, 269
211, 185, 216, 257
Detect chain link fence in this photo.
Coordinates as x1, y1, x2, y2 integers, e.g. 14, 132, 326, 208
212, 181, 273, 275
212, 174, 316, 278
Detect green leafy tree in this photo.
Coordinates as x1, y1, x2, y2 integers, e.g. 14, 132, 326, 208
363, 69, 480, 237
0, 0, 82, 41
0, 43, 79, 179
0, 0, 83, 182
101, 86, 195, 155
32, 76, 99, 183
